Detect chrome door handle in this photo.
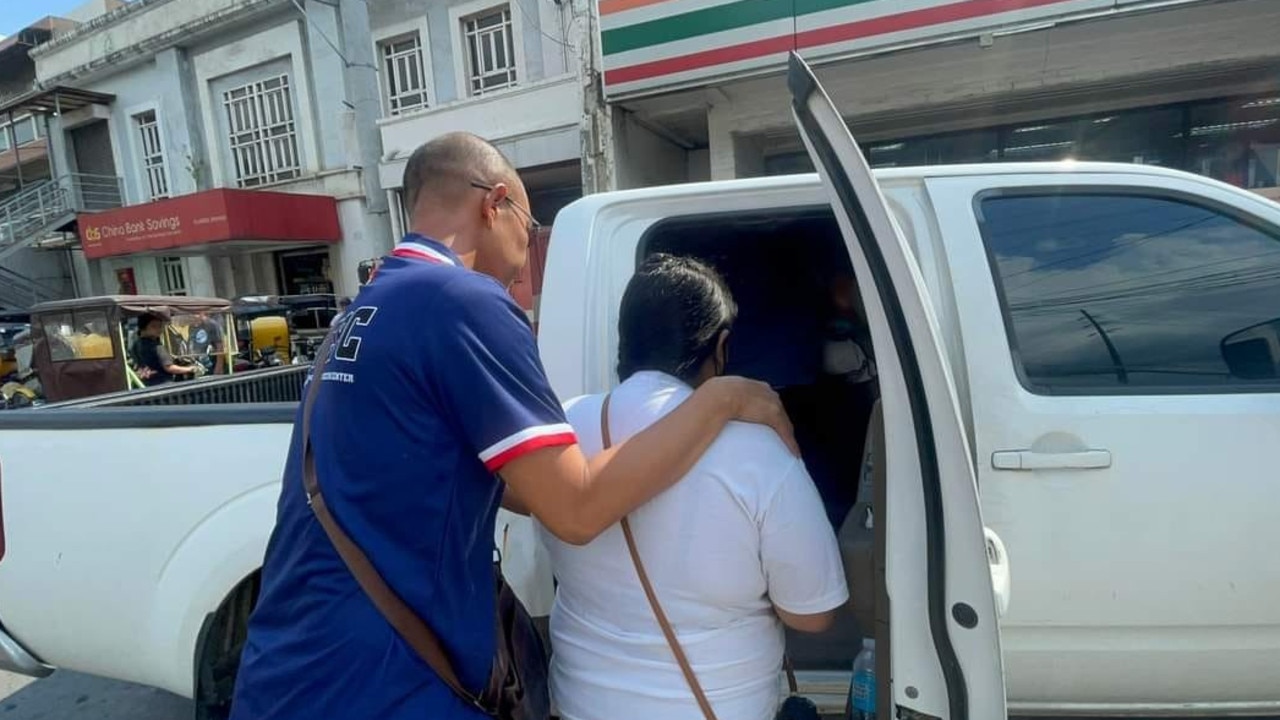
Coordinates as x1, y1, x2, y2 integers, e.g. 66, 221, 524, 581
991, 449, 1112, 471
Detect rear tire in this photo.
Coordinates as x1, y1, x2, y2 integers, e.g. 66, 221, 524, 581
194, 573, 261, 720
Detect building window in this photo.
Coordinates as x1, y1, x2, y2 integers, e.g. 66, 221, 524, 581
462, 5, 517, 96
223, 74, 301, 188
380, 32, 430, 115
978, 191, 1280, 393
0, 115, 40, 152
134, 110, 170, 201
159, 257, 188, 296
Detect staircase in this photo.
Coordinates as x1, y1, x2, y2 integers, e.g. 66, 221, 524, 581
0, 174, 123, 264
0, 266, 62, 310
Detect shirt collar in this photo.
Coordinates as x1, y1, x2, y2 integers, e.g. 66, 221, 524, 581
625, 370, 693, 392
392, 234, 461, 266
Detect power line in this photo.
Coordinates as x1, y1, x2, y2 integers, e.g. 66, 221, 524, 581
290, 0, 378, 71
511, 0, 577, 52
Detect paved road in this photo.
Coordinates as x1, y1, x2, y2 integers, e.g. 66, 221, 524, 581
0, 670, 191, 720
4, 669, 1277, 720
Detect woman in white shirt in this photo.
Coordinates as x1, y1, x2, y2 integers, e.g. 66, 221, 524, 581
538, 254, 849, 720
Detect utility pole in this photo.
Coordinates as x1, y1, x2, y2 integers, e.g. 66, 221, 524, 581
336, 0, 390, 224
573, 0, 615, 194
331, 0, 395, 296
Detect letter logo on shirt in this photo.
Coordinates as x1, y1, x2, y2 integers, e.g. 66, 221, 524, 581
333, 306, 378, 362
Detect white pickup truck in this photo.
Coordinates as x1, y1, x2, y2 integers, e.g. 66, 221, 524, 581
2, 57, 1279, 719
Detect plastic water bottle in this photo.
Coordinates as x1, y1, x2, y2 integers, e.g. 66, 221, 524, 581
849, 638, 876, 719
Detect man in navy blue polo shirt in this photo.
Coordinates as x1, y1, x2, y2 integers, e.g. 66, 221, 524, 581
229, 132, 796, 720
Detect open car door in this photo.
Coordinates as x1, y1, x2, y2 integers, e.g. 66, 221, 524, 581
788, 53, 1007, 720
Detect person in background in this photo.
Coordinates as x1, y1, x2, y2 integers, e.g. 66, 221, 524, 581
131, 313, 199, 386
229, 132, 797, 720
539, 254, 848, 720
822, 273, 875, 387
329, 296, 352, 329
810, 271, 878, 527
188, 311, 226, 374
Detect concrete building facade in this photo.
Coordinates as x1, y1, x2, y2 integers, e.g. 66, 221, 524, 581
22, 0, 394, 300
369, 0, 586, 236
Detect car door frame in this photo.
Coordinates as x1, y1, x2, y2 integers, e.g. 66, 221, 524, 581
788, 52, 1007, 720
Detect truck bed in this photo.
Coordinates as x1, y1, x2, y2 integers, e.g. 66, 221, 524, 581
32, 364, 310, 410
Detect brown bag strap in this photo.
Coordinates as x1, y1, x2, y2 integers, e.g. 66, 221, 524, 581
783, 654, 798, 695
601, 394, 719, 720
301, 328, 487, 713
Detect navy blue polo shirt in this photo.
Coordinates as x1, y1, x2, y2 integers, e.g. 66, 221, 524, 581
230, 235, 575, 720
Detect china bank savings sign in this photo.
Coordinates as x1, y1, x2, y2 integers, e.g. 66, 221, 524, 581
78, 189, 341, 260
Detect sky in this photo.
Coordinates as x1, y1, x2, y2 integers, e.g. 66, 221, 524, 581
0, 0, 96, 37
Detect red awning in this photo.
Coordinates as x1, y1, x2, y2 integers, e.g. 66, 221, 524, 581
78, 188, 342, 260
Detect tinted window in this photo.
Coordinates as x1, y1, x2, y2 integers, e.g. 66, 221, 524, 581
979, 192, 1280, 393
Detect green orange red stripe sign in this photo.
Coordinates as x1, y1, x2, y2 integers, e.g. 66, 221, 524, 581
600, 0, 1119, 97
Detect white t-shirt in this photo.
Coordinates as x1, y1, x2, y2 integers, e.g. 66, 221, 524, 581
536, 371, 849, 720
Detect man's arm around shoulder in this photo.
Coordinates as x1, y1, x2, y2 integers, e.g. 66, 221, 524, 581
500, 377, 797, 545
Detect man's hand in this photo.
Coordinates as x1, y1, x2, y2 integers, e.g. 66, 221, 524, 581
702, 376, 799, 456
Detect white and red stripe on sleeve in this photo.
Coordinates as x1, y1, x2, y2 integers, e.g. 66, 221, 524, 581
480, 423, 577, 472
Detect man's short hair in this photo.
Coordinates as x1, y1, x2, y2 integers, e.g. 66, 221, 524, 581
137, 312, 164, 331
617, 253, 738, 384
402, 132, 518, 217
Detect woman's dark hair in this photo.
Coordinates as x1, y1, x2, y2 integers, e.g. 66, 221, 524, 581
617, 253, 737, 384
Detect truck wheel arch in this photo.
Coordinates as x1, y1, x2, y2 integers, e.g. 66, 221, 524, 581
146, 483, 277, 699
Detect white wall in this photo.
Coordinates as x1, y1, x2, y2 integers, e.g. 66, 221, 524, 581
368, 0, 573, 106
377, 74, 581, 188
35, 0, 271, 82
613, 113, 688, 190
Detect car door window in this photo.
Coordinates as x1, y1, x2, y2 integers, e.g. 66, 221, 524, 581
977, 191, 1280, 393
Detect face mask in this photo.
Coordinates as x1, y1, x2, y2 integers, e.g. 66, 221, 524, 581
830, 318, 855, 336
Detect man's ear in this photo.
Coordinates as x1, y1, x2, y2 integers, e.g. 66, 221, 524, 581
484, 183, 511, 227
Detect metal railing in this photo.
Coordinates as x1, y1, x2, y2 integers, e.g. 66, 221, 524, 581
68, 172, 125, 212
43, 364, 312, 408
0, 179, 68, 249
0, 173, 123, 259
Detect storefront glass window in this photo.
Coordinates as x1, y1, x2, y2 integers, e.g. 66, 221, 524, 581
763, 152, 815, 175
865, 138, 928, 168
1186, 96, 1280, 189
1000, 119, 1081, 161
1077, 108, 1183, 168
760, 91, 1280, 190
928, 129, 999, 165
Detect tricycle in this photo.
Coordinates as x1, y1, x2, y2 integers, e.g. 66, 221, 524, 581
26, 295, 237, 404
230, 297, 292, 371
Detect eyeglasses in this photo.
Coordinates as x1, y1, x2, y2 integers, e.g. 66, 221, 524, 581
471, 181, 542, 242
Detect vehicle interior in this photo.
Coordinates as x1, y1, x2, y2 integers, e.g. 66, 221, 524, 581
642, 207, 881, 671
